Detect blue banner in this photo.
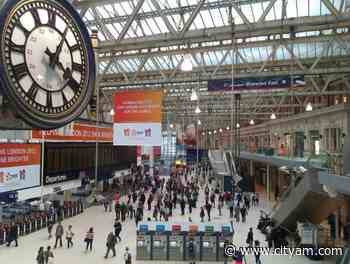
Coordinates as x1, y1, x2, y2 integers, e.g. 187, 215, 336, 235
208, 75, 305, 91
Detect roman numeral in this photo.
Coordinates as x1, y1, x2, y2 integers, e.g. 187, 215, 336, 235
9, 41, 25, 54
16, 23, 30, 38
72, 63, 82, 72
27, 83, 40, 99
70, 44, 80, 52
30, 9, 41, 27
47, 9, 56, 27
68, 78, 80, 93
47, 92, 53, 108
12, 63, 27, 80
62, 92, 69, 105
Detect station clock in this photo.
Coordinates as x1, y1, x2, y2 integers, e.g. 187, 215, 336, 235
0, 0, 95, 129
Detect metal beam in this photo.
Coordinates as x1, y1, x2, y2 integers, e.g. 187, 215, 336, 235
118, 0, 145, 41
232, 3, 253, 28
180, 0, 205, 38
258, 0, 278, 23
321, 0, 340, 16
98, 15, 350, 52
150, 0, 177, 34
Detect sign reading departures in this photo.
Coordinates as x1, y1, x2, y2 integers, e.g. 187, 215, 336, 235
0, 0, 95, 129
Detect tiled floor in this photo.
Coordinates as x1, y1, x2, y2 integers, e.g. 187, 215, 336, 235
0, 177, 337, 264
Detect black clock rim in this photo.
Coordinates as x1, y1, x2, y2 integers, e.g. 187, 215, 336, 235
0, 0, 96, 129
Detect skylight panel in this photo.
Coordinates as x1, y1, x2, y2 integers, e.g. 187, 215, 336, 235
140, 20, 153, 35
98, 32, 106, 41
154, 17, 169, 33
320, 1, 331, 15
210, 9, 224, 27
146, 18, 161, 34
143, 0, 154, 12
251, 3, 264, 22
84, 9, 94, 21
287, 0, 298, 18
193, 13, 205, 29
120, 1, 134, 15
96, 6, 110, 19
309, 0, 321, 16
241, 4, 254, 23
200, 10, 215, 28
106, 24, 119, 38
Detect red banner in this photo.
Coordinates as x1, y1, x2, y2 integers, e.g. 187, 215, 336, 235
0, 144, 41, 168
32, 124, 113, 142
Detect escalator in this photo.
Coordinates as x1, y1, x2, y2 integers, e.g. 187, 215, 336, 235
271, 170, 342, 230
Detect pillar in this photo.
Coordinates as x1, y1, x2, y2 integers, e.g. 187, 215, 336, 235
266, 164, 270, 201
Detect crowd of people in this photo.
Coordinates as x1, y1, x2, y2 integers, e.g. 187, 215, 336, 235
1, 163, 270, 264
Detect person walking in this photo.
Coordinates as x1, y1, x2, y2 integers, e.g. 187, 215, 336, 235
205, 202, 212, 222
54, 221, 63, 249
47, 220, 53, 240
235, 205, 240, 223
188, 238, 196, 264
114, 220, 122, 243
254, 240, 262, 264
124, 247, 132, 264
180, 198, 186, 216
44, 246, 54, 264
246, 228, 254, 248
7, 222, 18, 247
84, 227, 94, 252
36, 247, 45, 264
241, 206, 247, 223
104, 232, 116, 258
200, 207, 205, 223
65, 225, 74, 248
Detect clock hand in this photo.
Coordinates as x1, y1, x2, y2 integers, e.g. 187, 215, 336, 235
50, 27, 69, 69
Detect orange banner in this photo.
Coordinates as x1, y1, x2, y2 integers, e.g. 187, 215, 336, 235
32, 124, 113, 142
0, 144, 41, 168
113, 90, 162, 123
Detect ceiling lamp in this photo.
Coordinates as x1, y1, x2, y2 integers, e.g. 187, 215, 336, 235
169, 124, 174, 129
208, 131, 212, 135
195, 106, 201, 114
110, 109, 115, 116
306, 102, 313, 112
214, 130, 217, 134
181, 54, 193, 72
202, 132, 205, 136
270, 113, 277, 120
197, 120, 202, 125
249, 119, 255, 125
190, 90, 198, 101
236, 123, 240, 128
219, 128, 223, 133
226, 126, 230, 130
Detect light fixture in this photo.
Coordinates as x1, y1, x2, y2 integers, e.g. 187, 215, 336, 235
249, 119, 255, 125
236, 123, 240, 128
169, 124, 174, 129
306, 102, 313, 112
219, 128, 223, 133
226, 126, 230, 130
208, 131, 212, 135
181, 54, 193, 72
270, 113, 277, 120
190, 90, 198, 101
195, 106, 201, 114
197, 120, 202, 126
110, 109, 115, 116
202, 132, 205, 136
214, 130, 217, 134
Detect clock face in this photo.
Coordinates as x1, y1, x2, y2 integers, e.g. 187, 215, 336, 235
0, 0, 95, 129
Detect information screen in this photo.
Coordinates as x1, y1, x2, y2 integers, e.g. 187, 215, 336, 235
0, 144, 41, 192
203, 242, 210, 247
154, 241, 161, 247
170, 241, 177, 247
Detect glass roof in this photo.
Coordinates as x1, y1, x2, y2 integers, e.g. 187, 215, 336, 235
79, 0, 348, 74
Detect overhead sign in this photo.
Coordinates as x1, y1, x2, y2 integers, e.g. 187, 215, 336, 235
0, 144, 41, 192
208, 75, 305, 91
32, 123, 113, 142
113, 90, 162, 146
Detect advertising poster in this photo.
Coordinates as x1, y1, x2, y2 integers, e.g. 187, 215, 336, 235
32, 123, 113, 142
0, 144, 41, 192
113, 90, 162, 146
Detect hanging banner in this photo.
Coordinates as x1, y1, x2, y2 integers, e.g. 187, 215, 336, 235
32, 123, 113, 142
113, 90, 162, 146
208, 75, 305, 92
0, 144, 41, 192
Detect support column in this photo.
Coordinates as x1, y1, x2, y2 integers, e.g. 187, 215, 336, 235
250, 160, 255, 192
267, 164, 270, 201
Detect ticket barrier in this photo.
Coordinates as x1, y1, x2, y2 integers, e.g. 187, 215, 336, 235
152, 224, 168, 261
136, 224, 152, 260
185, 224, 201, 262
218, 224, 233, 261
168, 224, 185, 261
201, 225, 218, 261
